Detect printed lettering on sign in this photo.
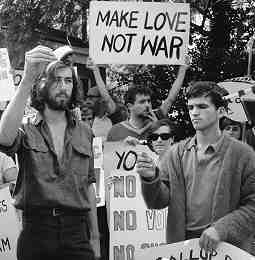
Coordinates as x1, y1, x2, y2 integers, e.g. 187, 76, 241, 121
139, 239, 255, 260
89, 1, 190, 65
0, 187, 20, 260
104, 142, 165, 260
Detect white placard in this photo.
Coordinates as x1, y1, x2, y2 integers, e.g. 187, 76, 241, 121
0, 187, 20, 260
89, 1, 190, 65
93, 137, 104, 169
0, 49, 15, 101
139, 238, 255, 260
104, 142, 166, 260
93, 137, 105, 207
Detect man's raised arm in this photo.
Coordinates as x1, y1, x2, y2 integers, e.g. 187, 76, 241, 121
0, 46, 56, 146
87, 58, 116, 114
160, 56, 189, 117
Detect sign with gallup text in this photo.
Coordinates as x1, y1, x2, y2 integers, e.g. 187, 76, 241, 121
139, 238, 255, 260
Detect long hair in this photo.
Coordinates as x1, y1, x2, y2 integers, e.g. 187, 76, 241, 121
30, 60, 81, 113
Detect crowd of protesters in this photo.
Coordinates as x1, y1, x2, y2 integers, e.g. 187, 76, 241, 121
0, 44, 255, 260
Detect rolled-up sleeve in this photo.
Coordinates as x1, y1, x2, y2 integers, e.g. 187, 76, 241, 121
0, 127, 24, 157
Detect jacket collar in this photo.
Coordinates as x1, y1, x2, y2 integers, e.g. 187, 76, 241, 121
186, 134, 225, 154
31, 110, 76, 128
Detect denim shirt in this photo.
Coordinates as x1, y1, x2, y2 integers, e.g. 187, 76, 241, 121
1, 112, 95, 211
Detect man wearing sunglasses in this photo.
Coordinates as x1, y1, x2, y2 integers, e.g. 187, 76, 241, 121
137, 81, 255, 255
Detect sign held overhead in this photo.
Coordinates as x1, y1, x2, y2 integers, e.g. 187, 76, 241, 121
89, 1, 190, 65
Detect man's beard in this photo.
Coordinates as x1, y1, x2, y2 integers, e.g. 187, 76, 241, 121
45, 93, 71, 111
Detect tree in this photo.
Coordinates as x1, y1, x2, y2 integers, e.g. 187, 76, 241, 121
108, 0, 255, 139
0, 0, 88, 68
1, 0, 255, 139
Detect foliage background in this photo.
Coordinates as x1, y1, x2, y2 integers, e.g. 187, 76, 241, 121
0, 0, 255, 139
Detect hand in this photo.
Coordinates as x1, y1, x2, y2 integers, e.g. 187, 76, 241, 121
146, 109, 158, 122
86, 57, 99, 72
136, 152, 156, 179
90, 238, 101, 259
23, 45, 56, 84
123, 136, 140, 146
199, 227, 220, 254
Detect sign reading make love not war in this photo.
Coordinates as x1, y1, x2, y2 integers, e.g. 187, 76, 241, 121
139, 238, 255, 260
0, 49, 15, 101
0, 187, 20, 260
104, 142, 167, 260
89, 1, 190, 65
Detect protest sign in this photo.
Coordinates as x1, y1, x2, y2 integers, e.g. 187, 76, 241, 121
89, 1, 190, 65
139, 238, 255, 260
93, 137, 105, 207
93, 137, 104, 169
0, 187, 20, 260
104, 142, 167, 260
218, 77, 255, 122
0, 49, 15, 101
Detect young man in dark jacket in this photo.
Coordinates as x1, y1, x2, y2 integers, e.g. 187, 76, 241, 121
137, 81, 255, 254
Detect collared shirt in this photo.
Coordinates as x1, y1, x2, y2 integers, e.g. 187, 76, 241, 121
107, 108, 166, 141
183, 134, 225, 230
1, 112, 95, 210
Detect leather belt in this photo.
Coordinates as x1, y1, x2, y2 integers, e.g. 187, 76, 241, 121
23, 207, 88, 217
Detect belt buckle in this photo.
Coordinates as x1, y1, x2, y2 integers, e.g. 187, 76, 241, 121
52, 208, 61, 216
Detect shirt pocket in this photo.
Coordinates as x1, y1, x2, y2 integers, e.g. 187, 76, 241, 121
71, 142, 92, 178
22, 137, 52, 179
23, 139, 49, 153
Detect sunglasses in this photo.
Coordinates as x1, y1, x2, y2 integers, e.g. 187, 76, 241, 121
148, 133, 173, 141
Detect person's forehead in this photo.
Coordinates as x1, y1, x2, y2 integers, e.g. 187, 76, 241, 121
187, 96, 213, 105
155, 125, 170, 133
135, 94, 151, 102
225, 124, 241, 128
55, 67, 72, 77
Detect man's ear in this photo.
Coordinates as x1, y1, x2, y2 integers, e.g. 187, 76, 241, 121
218, 106, 227, 118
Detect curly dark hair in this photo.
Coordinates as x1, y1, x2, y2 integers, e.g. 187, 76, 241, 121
30, 60, 82, 112
185, 81, 229, 110
124, 85, 152, 105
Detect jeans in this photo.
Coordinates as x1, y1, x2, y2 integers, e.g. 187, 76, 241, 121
17, 213, 95, 260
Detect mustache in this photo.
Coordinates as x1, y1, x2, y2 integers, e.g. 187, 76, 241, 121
56, 91, 68, 97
